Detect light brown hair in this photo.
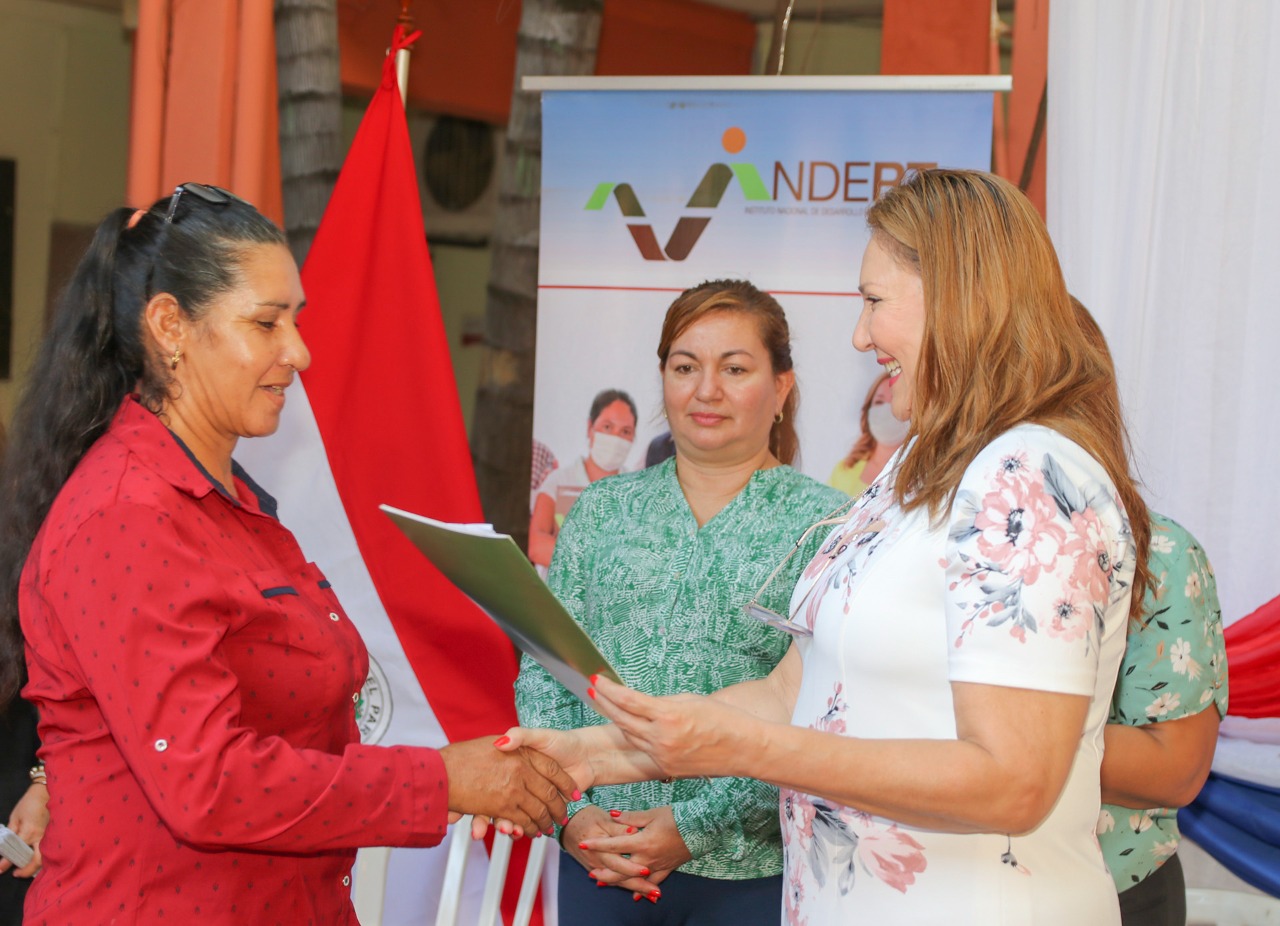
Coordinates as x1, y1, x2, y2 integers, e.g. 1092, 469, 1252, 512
866, 170, 1149, 617
657, 280, 799, 466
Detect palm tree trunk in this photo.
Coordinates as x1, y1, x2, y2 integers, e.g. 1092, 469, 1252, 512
274, 0, 344, 265
471, 0, 603, 548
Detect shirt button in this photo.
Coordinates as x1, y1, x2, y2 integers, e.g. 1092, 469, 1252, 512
154, 739, 168, 752
342, 875, 351, 886
329, 612, 341, 622
352, 692, 360, 703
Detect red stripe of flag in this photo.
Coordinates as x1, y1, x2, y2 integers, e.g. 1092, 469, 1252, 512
298, 28, 537, 924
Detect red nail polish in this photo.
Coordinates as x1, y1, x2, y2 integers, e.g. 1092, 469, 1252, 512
492, 735, 510, 748
597, 881, 608, 888
640, 867, 651, 876
587, 687, 596, 700
625, 825, 637, 834
647, 890, 660, 903
633, 893, 642, 902
560, 817, 569, 826
578, 842, 589, 850
572, 789, 582, 801
589, 673, 600, 685
609, 809, 622, 818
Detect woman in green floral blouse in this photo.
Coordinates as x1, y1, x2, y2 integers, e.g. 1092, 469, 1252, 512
1073, 299, 1229, 925
515, 280, 848, 924
1099, 512, 1228, 926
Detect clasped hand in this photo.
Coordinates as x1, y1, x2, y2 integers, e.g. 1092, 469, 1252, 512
439, 737, 580, 838
563, 804, 691, 901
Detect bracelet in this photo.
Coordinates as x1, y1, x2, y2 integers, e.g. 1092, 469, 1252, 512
29, 765, 46, 786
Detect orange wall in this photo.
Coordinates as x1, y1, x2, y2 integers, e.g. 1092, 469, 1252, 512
880, 0, 989, 75
338, 1, 520, 124
1005, 0, 1048, 215
596, 0, 756, 76
339, 0, 755, 123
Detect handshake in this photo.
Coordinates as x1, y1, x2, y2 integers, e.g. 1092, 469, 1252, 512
438, 676, 738, 902
439, 673, 731, 840
437, 673, 689, 836
439, 732, 584, 840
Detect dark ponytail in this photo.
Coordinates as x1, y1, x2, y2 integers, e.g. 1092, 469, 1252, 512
0, 189, 284, 707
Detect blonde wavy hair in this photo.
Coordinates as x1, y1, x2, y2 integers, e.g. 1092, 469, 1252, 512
866, 170, 1150, 618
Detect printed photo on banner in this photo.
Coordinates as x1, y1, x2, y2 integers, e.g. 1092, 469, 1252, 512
530, 387, 640, 576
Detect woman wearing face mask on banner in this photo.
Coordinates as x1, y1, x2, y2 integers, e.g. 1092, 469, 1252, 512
529, 389, 637, 577
827, 371, 909, 497
516, 281, 848, 923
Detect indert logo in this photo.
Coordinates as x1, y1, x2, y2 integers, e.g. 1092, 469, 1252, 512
586, 126, 936, 261
585, 127, 769, 262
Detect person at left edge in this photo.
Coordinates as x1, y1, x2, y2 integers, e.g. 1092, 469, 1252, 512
0, 420, 48, 926
0, 184, 579, 926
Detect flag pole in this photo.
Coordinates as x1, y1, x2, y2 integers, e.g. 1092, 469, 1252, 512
396, 0, 414, 105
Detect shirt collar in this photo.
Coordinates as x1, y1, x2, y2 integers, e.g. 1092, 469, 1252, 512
110, 396, 279, 519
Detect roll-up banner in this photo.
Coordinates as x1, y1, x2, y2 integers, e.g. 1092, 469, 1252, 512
528, 76, 1007, 567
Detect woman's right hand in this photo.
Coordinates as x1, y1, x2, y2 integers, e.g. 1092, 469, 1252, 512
439, 736, 581, 837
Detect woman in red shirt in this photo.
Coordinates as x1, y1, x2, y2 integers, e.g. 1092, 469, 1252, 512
0, 184, 575, 925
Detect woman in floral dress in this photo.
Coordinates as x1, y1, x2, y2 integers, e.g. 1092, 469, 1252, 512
500, 169, 1152, 925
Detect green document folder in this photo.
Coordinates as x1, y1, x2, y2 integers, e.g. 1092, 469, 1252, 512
381, 504, 621, 707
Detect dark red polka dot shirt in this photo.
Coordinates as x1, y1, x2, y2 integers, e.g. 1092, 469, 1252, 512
19, 397, 449, 925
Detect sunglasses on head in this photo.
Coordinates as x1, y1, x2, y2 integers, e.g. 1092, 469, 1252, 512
144, 183, 246, 299
164, 182, 244, 223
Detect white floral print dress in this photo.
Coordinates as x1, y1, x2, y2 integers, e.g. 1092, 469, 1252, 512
780, 425, 1134, 926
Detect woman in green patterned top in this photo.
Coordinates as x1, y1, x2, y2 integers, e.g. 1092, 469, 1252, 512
1073, 296, 1228, 925
1099, 512, 1228, 926
515, 280, 848, 923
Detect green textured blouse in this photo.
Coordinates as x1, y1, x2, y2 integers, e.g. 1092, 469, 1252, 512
1099, 512, 1229, 892
514, 457, 848, 880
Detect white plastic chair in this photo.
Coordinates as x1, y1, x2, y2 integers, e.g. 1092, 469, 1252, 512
351, 820, 551, 926
1186, 888, 1280, 926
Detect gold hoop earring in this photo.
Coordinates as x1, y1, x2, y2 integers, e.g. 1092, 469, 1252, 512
774, 410, 784, 424
170, 348, 182, 371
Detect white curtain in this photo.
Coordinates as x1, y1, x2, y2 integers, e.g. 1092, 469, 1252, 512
1047, 1, 1280, 625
